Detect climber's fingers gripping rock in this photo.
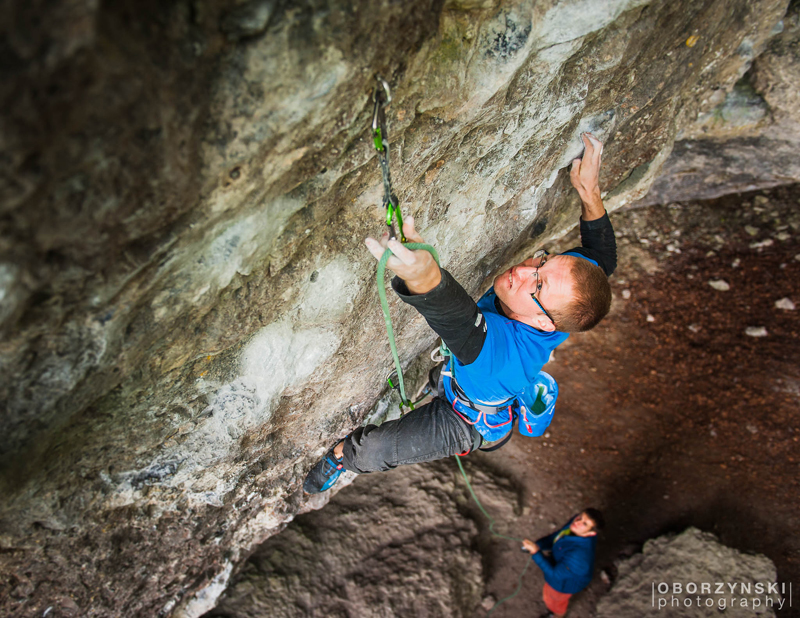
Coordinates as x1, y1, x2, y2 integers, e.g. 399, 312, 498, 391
570, 132, 604, 207
365, 215, 442, 294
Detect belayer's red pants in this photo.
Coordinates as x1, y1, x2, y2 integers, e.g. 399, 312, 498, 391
542, 582, 572, 616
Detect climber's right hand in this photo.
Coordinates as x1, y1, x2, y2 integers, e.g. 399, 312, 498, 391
570, 132, 607, 221
365, 215, 442, 295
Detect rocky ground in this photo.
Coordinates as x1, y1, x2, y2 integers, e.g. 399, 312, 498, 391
202, 460, 509, 618
596, 528, 782, 617
207, 183, 800, 618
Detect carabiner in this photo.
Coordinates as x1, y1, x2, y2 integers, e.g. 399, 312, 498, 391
385, 195, 405, 242
373, 75, 392, 109
372, 76, 391, 152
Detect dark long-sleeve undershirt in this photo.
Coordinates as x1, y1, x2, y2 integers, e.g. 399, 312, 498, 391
566, 212, 617, 276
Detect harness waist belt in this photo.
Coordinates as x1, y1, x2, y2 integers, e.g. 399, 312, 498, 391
449, 373, 513, 415
440, 365, 516, 438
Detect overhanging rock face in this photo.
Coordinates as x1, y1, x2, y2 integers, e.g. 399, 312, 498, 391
0, 0, 794, 615
205, 459, 508, 618
637, 2, 800, 205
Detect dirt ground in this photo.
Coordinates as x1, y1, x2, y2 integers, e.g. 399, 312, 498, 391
477, 183, 800, 617
211, 184, 800, 618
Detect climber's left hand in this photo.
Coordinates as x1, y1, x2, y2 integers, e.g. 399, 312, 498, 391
365, 215, 442, 294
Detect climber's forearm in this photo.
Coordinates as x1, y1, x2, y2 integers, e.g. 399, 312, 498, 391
579, 192, 606, 222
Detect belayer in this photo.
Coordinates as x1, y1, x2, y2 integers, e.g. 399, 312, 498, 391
304, 133, 616, 493
522, 508, 604, 617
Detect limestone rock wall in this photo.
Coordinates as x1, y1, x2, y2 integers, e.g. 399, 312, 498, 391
205, 459, 511, 618
0, 0, 794, 615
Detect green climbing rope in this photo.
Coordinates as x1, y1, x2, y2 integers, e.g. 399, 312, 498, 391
455, 454, 531, 616
369, 74, 527, 613
487, 560, 531, 617
455, 455, 521, 542
376, 243, 439, 408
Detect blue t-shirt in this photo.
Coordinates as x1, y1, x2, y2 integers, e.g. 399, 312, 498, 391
454, 288, 568, 404
447, 252, 598, 441
442, 288, 566, 441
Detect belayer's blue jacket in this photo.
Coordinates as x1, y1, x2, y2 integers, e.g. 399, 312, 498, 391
532, 516, 597, 594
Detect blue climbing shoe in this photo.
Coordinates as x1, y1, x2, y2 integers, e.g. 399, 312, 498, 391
303, 446, 344, 494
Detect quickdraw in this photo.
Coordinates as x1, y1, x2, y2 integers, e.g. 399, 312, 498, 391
372, 76, 405, 242
371, 75, 439, 410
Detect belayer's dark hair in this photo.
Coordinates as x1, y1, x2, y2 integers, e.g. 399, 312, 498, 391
583, 508, 605, 531
551, 258, 611, 332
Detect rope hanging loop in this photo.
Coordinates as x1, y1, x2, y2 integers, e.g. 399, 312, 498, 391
376, 243, 439, 410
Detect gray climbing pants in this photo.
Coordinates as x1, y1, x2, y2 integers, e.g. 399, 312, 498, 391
341, 397, 478, 473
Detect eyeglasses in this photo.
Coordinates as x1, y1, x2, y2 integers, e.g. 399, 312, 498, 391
530, 250, 555, 326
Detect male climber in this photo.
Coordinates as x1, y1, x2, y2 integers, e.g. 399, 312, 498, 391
304, 133, 616, 493
522, 508, 604, 617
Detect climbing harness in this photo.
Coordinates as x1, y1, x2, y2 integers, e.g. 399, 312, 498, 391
432, 343, 512, 451
438, 340, 559, 446
370, 75, 439, 410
